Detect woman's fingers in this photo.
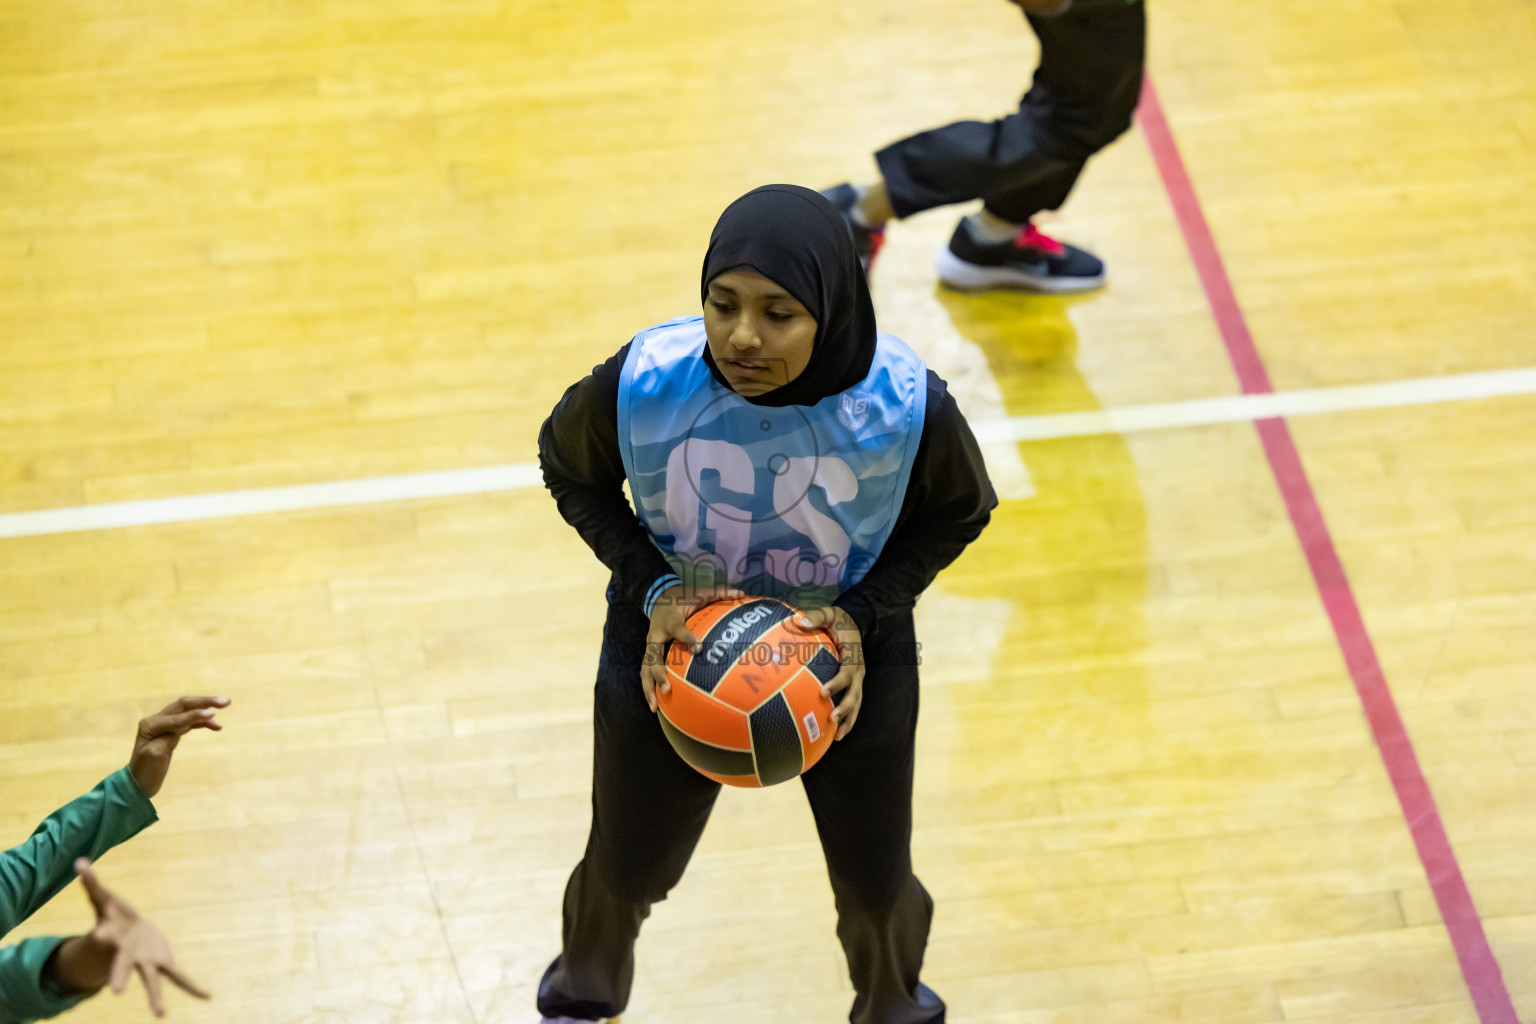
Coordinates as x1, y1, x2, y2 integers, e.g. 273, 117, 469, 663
75, 859, 114, 917
671, 624, 701, 652
643, 620, 682, 705
794, 606, 849, 637
820, 666, 854, 700
179, 707, 224, 732
148, 696, 229, 724
640, 657, 661, 711
823, 664, 865, 740
161, 708, 223, 735
138, 709, 221, 746
110, 947, 133, 995
651, 663, 668, 707
139, 961, 166, 1017
75, 858, 102, 893
835, 697, 862, 740
161, 962, 211, 1001
791, 607, 863, 736
163, 695, 229, 714
642, 590, 750, 712
657, 632, 691, 699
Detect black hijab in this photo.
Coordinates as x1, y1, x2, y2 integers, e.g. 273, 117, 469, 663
700, 184, 878, 408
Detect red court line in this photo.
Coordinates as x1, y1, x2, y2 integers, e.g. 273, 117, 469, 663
1137, 77, 1519, 1024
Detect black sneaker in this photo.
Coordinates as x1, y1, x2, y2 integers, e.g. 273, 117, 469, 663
820, 183, 886, 278
935, 220, 1105, 293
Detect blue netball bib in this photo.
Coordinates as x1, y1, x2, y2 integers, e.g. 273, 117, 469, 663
617, 316, 928, 609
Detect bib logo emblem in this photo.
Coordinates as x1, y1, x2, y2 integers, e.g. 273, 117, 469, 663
838, 394, 870, 431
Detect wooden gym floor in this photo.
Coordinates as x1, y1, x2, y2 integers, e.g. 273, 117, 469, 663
2, 0, 1534, 1022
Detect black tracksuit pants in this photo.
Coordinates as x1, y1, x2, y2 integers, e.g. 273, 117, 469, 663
876, 0, 1147, 224
537, 586, 942, 1024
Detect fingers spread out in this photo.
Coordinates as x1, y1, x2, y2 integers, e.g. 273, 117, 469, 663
76, 859, 111, 913
110, 948, 133, 996
162, 962, 211, 1000
139, 961, 166, 1016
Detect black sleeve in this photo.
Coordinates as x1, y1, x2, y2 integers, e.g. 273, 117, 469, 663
538, 343, 677, 610
833, 369, 997, 638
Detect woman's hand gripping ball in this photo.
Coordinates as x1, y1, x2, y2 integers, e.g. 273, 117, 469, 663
793, 605, 865, 740
641, 585, 745, 712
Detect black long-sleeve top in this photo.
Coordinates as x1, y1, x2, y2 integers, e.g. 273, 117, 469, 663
538, 343, 998, 639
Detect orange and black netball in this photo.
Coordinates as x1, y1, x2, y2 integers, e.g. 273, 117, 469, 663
656, 596, 841, 787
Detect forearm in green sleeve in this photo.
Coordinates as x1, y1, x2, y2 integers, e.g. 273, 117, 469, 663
0, 938, 92, 1024
0, 768, 157, 937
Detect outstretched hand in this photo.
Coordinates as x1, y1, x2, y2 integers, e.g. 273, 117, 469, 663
793, 605, 865, 740
129, 696, 229, 799
641, 586, 745, 712
75, 859, 210, 1017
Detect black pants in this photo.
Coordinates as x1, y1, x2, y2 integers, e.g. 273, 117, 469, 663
876, 0, 1146, 224
537, 588, 942, 1024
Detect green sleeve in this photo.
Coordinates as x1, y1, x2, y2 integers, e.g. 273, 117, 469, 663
0, 767, 158, 937
0, 938, 90, 1023
0, 767, 157, 1021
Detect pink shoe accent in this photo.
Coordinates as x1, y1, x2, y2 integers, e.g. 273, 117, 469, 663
1016, 223, 1066, 257
866, 226, 887, 271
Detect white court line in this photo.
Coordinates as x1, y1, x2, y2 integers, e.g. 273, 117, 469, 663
0, 464, 543, 540
966, 365, 1536, 444
3, 366, 1535, 541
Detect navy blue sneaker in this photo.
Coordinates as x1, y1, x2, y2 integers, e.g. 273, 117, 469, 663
820, 183, 886, 279
935, 220, 1105, 293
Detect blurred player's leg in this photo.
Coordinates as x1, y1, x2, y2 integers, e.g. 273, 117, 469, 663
830, 0, 1145, 291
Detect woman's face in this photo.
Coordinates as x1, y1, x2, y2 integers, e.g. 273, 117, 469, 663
704, 269, 817, 397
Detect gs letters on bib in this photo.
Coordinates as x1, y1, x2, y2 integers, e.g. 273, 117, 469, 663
617, 316, 928, 610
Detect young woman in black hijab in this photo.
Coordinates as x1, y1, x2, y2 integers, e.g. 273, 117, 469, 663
536, 184, 996, 1024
